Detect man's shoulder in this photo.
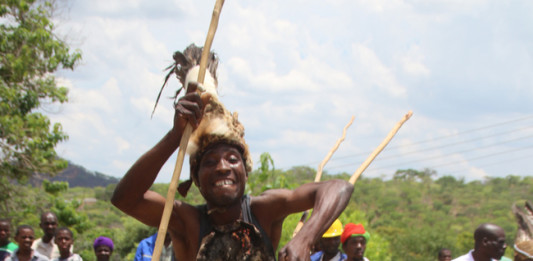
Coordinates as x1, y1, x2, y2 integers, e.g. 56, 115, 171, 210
1, 242, 18, 252
32, 238, 44, 249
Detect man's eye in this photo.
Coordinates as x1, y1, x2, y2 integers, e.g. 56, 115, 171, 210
202, 159, 217, 166
228, 155, 240, 163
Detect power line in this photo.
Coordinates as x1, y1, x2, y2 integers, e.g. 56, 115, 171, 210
325, 133, 533, 171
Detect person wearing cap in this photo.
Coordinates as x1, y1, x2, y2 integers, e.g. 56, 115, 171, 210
341, 223, 370, 261
311, 219, 346, 261
93, 236, 113, 261
111, 45, 354, 261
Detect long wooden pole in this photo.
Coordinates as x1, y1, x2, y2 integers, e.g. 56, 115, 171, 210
348, 110, 412, 184
151, 1, 225, 260
292, 116, 355, 237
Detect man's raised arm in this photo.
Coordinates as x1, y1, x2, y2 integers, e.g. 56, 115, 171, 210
281, 179, 353, 260
111, 84, 205, 227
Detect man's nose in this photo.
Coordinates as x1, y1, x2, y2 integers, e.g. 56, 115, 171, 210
215, 159, 231, 171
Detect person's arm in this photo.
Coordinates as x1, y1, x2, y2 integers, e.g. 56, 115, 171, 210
111, 83, 205, 228
255, 179, 353, 260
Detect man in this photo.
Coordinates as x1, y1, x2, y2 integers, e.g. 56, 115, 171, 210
111, 45, 354, 261
135, 232, 175, 261
93, 236, 114, 261
341, 223, 370, 261
32, 212, 62, 259
438, 248, 452, 261
0, 219, 18, 260
452, 223, 507, 261
6, 225, 49, 261
311, 219, 346, 261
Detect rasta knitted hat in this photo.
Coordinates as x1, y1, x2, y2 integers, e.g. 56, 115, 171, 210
170, 44, 252, 197
341, 223, 370, 244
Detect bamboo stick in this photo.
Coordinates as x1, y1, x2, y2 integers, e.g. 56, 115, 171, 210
151, 1, 225, 260
315, 116, 355, 182
348, 110, 412, 185
292, 116, 355, 238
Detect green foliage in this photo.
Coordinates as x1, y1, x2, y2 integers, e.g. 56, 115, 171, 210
2, 163, 530, 260
0, 0, 81, 182
43, 179, 68, 195
247, 152, 293, 195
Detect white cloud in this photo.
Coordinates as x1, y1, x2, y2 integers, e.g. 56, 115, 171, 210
399, 45, 430, 77
351, 43, 407, 97
44, 0, 533, 183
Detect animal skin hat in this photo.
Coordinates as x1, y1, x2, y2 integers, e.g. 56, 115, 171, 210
168, 44, 252, 197
513, 201, 533, 259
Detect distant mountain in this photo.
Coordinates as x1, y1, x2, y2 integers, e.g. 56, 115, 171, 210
34, 161, 120, 188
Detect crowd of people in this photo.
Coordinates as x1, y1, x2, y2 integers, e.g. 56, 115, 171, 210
1, 212, 532, 260
0, 213, 114, 261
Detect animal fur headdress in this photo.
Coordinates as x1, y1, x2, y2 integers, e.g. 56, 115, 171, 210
157, 44, 252, 197
513, 201, 533, 259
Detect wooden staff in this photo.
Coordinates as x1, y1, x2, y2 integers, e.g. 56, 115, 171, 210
292, 116, 355, 237
151, 1, 225, 260
348, 110, 413, 184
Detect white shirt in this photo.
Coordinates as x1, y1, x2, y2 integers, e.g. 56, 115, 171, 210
452, 250, 499, 261
32, 238, 73, 260
32, 238, 59, 259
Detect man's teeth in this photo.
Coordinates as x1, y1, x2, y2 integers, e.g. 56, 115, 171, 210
215, 180, 234, 186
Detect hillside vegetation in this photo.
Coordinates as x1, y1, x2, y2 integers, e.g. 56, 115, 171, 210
2, 165, 531, 260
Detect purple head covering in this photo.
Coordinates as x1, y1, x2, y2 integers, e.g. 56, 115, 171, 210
93, 236, 114, 251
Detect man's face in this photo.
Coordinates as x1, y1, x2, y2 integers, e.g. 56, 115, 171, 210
15, 228, 34, 251
40, 213, 58, 237
0, 221, 10, 245
319, 236, 341, 257
54, 230, 73, 254
196, 144, 247, 208
438, 249, 452, 261
485, 229, 507, 260
95, 245, 112, 261
342, 236, 367, 261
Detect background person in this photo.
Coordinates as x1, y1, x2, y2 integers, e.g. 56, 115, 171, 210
6, 225, 49, 261
438, 248, 452, 261
341, 223, 370, 261
32, 212, 62, 259
0, 219, 18, 260
311, 219, 346, 261
452, 223, 507, 261
93, 236, 113, 261
134, 232, 175, 261
52, 227, 82, 261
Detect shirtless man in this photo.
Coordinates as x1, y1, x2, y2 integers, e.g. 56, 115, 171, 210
111, 81, 354, 260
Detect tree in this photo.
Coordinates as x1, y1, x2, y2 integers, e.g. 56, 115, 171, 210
0, 0, 81, 183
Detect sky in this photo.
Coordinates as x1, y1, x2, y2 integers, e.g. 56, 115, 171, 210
46, 0, 533, 183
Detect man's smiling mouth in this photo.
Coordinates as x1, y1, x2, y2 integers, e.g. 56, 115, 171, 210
215, 179, 235, 186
